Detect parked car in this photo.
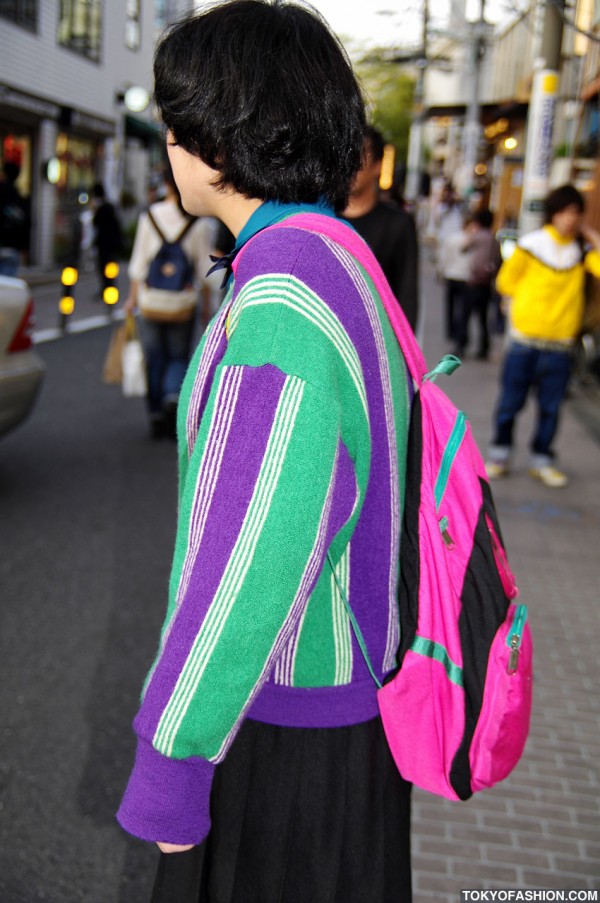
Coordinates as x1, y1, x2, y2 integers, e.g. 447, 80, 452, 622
0, 275, 44, 438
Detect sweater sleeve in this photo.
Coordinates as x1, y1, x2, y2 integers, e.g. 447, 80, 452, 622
496, 245, 528, 298
118, 348, 356, 843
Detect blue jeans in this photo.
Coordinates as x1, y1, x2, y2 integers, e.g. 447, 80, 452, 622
139, 317, 195, 415
491, 341, 572, 465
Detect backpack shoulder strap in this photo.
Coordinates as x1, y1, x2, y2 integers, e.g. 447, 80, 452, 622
175, 215, 197, 244
250, 212, 428, 386
146, 208, 166, 243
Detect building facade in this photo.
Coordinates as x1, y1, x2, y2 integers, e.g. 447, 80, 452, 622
0, 0, 193, 267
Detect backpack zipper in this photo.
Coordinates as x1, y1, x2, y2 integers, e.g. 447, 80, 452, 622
506, 604, 528, 674
434, 411, 468, 511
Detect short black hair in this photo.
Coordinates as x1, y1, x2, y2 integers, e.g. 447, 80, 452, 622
154, 0, 366, 209
474, 208, 494, 229
93, 183, 105, 199
3, 162, 20, 184
364, 126, 385, 163
545, 184, 585, 223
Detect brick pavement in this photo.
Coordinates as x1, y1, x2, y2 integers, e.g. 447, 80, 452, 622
412, 255, 600, 900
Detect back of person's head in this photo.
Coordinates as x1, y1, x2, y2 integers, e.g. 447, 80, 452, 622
93, 182, 106, 200
544, 184, 585, 223
154, 0, 366, 209
364, 126, 385, 164
473, 208, 494, 229
3, 162, 20, 184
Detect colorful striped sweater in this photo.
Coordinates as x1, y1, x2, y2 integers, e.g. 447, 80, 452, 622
117, 202, 411, 845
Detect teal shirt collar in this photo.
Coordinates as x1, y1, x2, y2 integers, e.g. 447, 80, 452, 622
234, 199, 336, 253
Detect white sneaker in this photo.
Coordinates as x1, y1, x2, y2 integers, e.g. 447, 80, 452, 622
485, 460, 509, 479
529, 465, 569, 488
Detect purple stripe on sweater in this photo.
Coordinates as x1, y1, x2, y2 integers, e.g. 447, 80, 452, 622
135, 364, 287, 741
323, 237, 400, 670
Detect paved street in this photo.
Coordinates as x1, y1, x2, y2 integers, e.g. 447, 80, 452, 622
0, 256, 598, 901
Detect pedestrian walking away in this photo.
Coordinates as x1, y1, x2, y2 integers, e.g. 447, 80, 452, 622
92, 183, 123, 297
0, 161, 29, 276
343, 125, 420, 332
454, 209, 502, 360
124, 166, 215, 439
116, 3, 413, 901
437, 207, 470, 346
486, 183, 600, 487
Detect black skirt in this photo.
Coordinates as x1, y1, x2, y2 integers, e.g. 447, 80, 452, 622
151, 717, 412, 903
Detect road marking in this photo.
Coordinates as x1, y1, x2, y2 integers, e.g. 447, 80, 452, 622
34, 310, 125, 344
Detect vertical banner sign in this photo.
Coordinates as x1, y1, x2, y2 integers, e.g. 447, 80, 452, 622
519, 70, 559, 234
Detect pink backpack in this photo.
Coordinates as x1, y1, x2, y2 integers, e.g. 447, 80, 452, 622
270, 213, 533, 800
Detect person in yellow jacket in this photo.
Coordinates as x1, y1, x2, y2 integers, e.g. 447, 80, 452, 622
486, 184, 600, 487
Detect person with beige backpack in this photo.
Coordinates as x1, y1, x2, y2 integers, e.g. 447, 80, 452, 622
124, 164, 215, 438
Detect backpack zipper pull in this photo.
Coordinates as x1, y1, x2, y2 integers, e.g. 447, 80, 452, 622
506, 604, 527, 674
439, 516, 454, 549
507, 635, 520, 674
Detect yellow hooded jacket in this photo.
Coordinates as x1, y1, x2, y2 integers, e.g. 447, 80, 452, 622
496, 224, 600, 343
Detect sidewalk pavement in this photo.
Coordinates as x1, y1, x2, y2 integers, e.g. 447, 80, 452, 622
25, 254, 600, 898
412, 254, 600, 899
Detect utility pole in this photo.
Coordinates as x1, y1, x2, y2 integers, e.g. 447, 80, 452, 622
461, 0, 486, 201
519, 0, 565, 235
405, 0, 429, 201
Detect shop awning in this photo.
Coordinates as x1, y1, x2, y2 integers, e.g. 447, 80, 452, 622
125, 114, 163, 146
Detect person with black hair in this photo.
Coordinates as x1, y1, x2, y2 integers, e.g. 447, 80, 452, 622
486, 184, 600, 487
92, 183, 123, 297
0, 162, 29, 276
343, 126, 420, 332
116, 3, 413, 901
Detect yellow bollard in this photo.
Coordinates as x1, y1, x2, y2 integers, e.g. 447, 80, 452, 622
103, 261, 120, 306
59, 266, 78, 329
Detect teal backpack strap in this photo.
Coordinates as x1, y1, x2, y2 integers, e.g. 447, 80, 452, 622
327, 552, 382, 690
423, 354, 461, 382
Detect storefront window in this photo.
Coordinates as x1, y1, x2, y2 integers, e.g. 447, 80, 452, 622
52, 132, 99, 264
0, 0, 38, 31
0, 130, 33, 261
57, 0, 102, 63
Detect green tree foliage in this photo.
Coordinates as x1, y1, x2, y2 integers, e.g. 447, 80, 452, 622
355, 57, 415, 164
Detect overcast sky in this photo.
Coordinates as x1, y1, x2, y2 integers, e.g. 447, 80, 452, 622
308, 0, 522, 53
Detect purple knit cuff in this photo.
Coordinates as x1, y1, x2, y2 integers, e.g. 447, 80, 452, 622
116, 737, 216, 845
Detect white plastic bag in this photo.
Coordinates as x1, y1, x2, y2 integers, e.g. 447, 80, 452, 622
122, 318, 147, 397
